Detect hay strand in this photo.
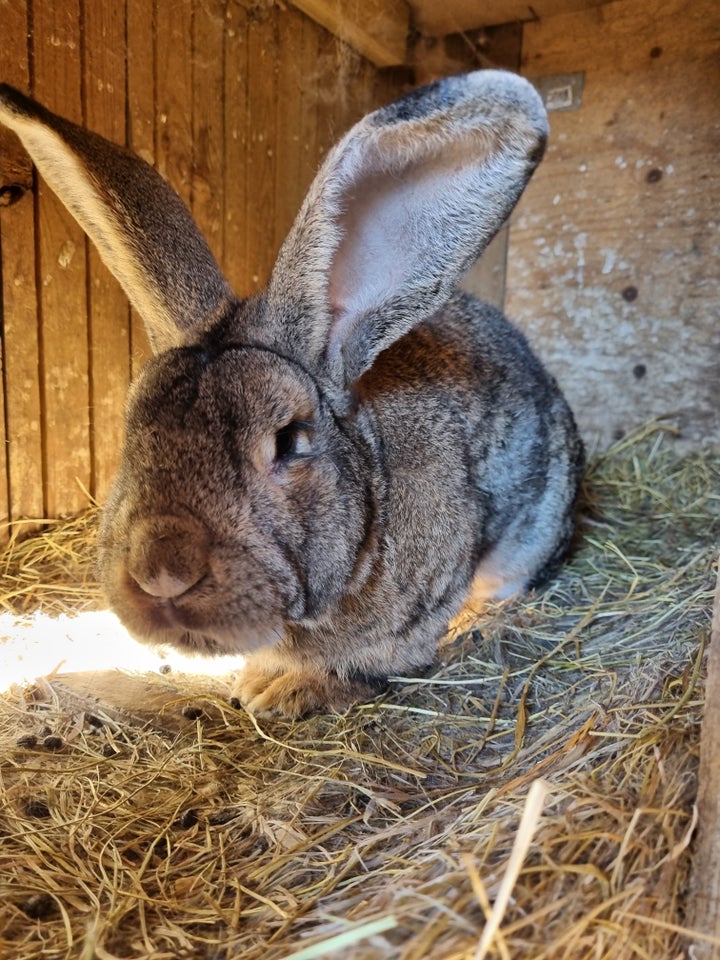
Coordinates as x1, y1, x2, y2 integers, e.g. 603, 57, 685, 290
473, 778, 550, 960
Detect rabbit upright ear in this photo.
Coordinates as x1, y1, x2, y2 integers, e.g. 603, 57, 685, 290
0, 85, 234, 353
269, 70, 548, 389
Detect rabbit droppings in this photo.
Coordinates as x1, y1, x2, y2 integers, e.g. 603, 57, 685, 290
0, 72, 584, 717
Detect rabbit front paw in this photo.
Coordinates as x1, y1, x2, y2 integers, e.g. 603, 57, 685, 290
233, 650, 385, 718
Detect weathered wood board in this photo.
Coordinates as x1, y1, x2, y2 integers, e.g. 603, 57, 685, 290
84, 3, 131, 500
411, 0, 614, 35
0, 0, 42, 535
32, 0, 92, 519
506, 0, 720, 449
290, 0, 410, 66
689, 553, 720, 956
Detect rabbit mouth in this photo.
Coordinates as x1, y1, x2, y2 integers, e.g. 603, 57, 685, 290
132, 597, 275, 649
171, 630, 225, 655
170, 622, 285, 656
135, 620, 284, 657
120, 599, 285, 656
110, 570, 287, 655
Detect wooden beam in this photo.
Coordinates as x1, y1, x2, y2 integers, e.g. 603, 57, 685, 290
411, 0, 615, 37
689, 554, 720, 956
290, 0, 410, 67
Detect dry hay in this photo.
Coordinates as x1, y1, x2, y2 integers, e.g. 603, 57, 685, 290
1, 421, 719, 959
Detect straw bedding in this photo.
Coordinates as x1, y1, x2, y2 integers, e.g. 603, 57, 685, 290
1, 422, 718, 959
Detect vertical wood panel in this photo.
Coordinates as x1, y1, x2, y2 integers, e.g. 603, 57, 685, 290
0, 229, 8, 540
352, 48, 379, 125
156, 0, 193, 207
223, 0, 249, 293
0, 0, 43, 536
32, 0, 91, 517
192, 0, 226, 271
315, 29, 341, 163
245, 7, 278, 294
126, 0, 155, 375
84, 0, 130, 500
273, 6, 307, 254
297, 13, 320, 208
314, 32, 378, 163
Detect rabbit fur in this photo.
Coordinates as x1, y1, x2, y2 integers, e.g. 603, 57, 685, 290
0, 71, 584, 717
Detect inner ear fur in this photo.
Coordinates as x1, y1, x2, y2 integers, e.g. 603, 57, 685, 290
267, 70, 548, 391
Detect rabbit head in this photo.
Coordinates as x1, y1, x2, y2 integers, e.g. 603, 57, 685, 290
0, 73, 574, 714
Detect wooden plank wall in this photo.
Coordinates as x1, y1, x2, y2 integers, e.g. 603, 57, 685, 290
0, 0, 404, 537
506, 0, 720, 449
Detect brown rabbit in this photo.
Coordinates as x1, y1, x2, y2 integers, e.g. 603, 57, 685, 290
0, 71, 584, 717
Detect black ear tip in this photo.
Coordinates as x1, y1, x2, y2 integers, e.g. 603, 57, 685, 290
528, 134, 548, 168
0, 82, 21, 104
0, 83, 39, 121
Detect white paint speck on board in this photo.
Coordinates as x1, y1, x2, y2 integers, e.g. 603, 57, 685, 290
58, 240, 76, 270
574, 232, 587, 285
601, 249, 617, 275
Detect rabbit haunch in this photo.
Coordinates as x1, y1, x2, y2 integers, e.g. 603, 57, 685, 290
0, 71, 584, 716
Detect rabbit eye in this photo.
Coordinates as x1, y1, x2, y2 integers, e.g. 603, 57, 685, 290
274, 421, 312, 463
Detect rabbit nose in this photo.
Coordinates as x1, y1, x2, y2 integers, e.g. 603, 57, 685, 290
133, 568, 200, 599
127, 514, 210, 599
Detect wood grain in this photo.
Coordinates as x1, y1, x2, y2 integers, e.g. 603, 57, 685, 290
290, 0, 410, 67
245, 7, 278, 294
84, 0, 131, 501
410, 0, 612, 35
156, 0, 193, 207
0, 0, 42, 536
273, 6, 307, 255
192, 0, 226, 270
222, 0, 249, 293
127, 0, 156, 375
32, 0, 92, 517
297, 13, 321, 223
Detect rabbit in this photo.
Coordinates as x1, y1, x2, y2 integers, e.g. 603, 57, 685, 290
0, 70, 584, 717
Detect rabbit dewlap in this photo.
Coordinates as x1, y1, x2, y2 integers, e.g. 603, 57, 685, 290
0, 71, 584, 717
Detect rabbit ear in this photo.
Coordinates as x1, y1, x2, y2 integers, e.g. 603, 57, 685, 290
269, 70, 548, 389
0, 84, 234, 353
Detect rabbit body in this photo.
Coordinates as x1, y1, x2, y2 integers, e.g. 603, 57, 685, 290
99, 289, 582, 715
0, 71, 584, 715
